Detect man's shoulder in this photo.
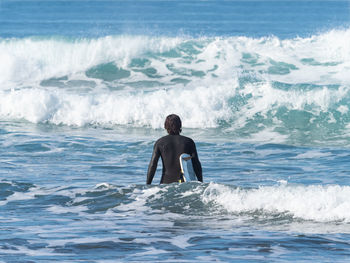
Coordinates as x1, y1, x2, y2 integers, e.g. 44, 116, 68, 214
179, 135, 194, 142
155, 135, 171, 145
156, 135, 194, 143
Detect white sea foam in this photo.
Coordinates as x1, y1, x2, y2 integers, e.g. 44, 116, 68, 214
294, 150, 332, 159
0, 36, 182, 88
0, 246, 61, 257
117, 186, 163, 212
202, 183, 350, 222
0, 186, 48, 206
1, 30, 350, 87
1, 78, 349, 132
0, 82, 236, 128
1, 30, 350, 140
94, 182, 116, 190
181, 184, 203, 197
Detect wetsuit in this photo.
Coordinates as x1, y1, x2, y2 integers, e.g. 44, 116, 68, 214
147, 134, 203, 184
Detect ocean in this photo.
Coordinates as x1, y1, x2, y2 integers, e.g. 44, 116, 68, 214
1, 0, 350, 262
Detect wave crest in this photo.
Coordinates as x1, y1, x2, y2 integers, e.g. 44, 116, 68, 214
203, 183, 350, 222
2, 30, 350, 144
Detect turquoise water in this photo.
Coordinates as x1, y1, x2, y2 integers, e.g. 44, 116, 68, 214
2, 0, 350, 262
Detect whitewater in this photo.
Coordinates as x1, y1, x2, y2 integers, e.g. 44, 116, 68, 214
1, 0, 350, 262
2, 31, 350, 146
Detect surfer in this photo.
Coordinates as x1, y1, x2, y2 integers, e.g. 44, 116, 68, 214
147, 114, 203, 184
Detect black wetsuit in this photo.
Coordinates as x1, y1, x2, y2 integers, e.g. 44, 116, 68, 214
147, 134, 203, 184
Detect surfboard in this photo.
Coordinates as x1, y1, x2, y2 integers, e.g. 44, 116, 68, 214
179, 153, 198, 182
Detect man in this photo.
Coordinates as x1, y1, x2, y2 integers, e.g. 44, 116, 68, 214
147, 114, 203, 184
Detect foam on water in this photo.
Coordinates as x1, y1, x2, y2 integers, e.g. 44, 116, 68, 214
1, 29, 350, 87
203, 182, 350, 223
1, 29, 350, 144
2, 180, 350, 261
0, 36, 183, 88
0, 83, 235, 128
24, 181, 350, 224
2, 1, 350, 261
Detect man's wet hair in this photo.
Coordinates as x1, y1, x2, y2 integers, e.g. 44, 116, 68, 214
164, 114, 182, 135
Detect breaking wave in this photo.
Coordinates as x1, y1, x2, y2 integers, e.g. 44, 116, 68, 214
1, 29, 350, 144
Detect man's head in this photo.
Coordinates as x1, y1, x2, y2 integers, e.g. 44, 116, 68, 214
164, 114, 182, 135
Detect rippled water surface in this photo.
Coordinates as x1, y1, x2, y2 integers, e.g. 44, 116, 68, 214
2, 0, 350, 262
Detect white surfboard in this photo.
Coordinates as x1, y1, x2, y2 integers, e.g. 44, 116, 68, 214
179, 153, 198, 182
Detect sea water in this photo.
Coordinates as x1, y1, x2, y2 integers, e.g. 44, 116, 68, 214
1, 0, 350, 262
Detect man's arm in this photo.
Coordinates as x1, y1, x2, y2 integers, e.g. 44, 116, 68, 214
191, 141, 203, 182
146, 143, 160, 184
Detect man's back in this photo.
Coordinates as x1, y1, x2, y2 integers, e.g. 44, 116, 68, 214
147, 134, 202, 184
